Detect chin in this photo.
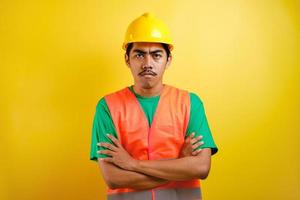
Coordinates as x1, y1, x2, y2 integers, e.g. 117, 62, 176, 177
141, 82, 153, 89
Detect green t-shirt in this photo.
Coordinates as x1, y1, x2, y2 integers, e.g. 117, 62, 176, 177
90, 86, 218, 161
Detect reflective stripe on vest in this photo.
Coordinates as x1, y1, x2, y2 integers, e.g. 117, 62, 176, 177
108, 188, 202, 200
104, 85, 201, 200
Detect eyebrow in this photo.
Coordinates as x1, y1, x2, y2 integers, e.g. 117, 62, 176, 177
132, 49, 164, 54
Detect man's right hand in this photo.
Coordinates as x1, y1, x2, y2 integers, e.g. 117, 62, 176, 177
179, 132, 204, 157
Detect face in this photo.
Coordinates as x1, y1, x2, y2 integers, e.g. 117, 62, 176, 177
125, 42, 172, 89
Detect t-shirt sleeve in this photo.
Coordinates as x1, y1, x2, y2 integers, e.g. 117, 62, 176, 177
186, 93, 218, 155
89, 97, 118, 161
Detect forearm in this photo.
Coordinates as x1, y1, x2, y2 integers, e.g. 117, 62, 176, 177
110, 169, 168, 190
98, 135, 211, 183
132, 149, 211, 181
98, 160, 168, 190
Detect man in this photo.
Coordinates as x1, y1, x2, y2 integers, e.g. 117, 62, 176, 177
90, 13, 218, 200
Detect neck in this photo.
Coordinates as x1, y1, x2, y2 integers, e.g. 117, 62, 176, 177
133, 83, 164, 97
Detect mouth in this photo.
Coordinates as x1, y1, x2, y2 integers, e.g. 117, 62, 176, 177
139, 70, 157, 77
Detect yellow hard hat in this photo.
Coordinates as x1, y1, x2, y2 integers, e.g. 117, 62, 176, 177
122, 13, 173, 51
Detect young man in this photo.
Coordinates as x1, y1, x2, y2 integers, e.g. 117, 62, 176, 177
90, 13, 218, 200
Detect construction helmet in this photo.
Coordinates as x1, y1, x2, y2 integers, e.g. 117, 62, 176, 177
122, 12, 173, 51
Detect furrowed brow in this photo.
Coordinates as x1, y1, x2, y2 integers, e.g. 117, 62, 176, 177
132, 49, 146, 54
132, 49, 164, 54
150, 50, 163, 54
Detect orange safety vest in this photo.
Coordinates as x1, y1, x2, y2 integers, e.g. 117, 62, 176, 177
104, 85, 201, 200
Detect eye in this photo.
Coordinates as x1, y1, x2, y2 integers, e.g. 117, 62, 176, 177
135, 53, 144, 58
153, 53, 162, 59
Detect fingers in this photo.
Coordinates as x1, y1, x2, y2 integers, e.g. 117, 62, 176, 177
192, 148, 202, 156
184, 132, 194, 144
100, 157, 113, 163
97, 142, 118, 151
97, 149, 114, 156
107, 134, 121, 147
190, 135, 203, 145
187, 132, 205, 156
192, 140, 204, 150
189, 132, 195, 140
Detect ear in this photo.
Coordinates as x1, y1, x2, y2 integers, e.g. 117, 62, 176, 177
165, 54, 172, 69
125, 53, 130, 67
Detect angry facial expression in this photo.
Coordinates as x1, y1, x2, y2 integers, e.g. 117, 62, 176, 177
125, 42, 172, 89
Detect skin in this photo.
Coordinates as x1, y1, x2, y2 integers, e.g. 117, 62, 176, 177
98, 133, 204, 189
99, 134, 210, 181
97, 42, 212, 189
125, 42, 172, 97
180, 132, 204, 157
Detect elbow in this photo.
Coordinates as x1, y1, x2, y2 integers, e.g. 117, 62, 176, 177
192, 148, 212, 180
199, 171, 209, 180
196, 165, 211, 180
105, 177, 121, 189
106, 180, 118, 189
98, 160, 123, 189
103, 175, 120, 189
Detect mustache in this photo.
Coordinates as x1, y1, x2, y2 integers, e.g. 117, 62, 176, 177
139, 69, 157, 76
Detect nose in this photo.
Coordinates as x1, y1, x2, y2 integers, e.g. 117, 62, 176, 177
142, 54, 153, 70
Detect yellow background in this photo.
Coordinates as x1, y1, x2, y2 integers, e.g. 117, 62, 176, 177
1, 0, 299, 199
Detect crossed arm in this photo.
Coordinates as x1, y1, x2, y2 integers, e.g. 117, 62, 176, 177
97, 133, 211, 190
98, 160, 168, 189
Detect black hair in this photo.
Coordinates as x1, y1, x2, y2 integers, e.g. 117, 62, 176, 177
125, 43, 171, 59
